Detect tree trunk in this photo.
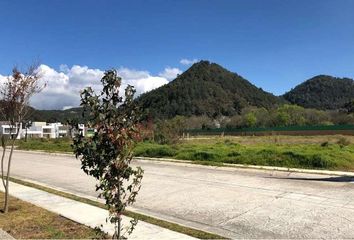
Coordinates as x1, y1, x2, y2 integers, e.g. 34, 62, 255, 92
25, 128, 28, 142
3, 138, 16, 213
113, 182, 122, 239
1, 146, 6, 189
117, 214, 121, 239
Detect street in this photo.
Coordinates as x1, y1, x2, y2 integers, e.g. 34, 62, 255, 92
9, 150, 354, 238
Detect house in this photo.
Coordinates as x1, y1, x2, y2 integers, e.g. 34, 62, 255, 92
25, 122, 68, 139
0, 121, 86, 139
58, 125, 69, 138
0, 121, 22, 139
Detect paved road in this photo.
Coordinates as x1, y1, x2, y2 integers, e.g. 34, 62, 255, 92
8, 151, 354, 238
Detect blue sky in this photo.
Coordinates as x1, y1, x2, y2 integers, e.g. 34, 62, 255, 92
1, 0, 354, 109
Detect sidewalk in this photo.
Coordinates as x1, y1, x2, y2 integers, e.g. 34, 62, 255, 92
0, 229, 14, 240
0, 182, 195, 239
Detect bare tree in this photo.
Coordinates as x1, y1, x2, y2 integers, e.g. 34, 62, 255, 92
0, 65, 44, 213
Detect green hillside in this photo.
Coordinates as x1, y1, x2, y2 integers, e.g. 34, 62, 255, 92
2, 62, 353, 123
136, 61, 284, 119
283, 75, 354, 110
30, 107, 85, 123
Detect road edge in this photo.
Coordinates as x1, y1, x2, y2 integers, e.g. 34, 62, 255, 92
14, 149, 354, 177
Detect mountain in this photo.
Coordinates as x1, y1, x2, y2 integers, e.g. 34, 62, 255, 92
4, 62, 353, 122
283, 75, 354, 110
30, 107, 85, 123
0, 100, 85, 123
136, 61, 284, 119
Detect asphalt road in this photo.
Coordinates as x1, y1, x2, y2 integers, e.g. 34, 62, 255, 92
8, 151, 354, 239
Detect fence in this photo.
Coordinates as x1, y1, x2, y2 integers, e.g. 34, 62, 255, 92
186, 125, 354, 136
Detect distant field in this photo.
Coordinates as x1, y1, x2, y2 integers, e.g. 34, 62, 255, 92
16, 138, 73, 153
135, 135, 354, 171
16, 135, 354, 171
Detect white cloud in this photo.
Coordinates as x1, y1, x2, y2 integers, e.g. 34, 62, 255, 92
158, 67, 182, 81
0, 64, 173, 110
67, 65, 104, 86
118, 68, 150, 80
117, 67, 168, 96
180, 58, 198, 65
31, 65, 79, 110
63, 106, 74, 110
0, 74, 7, 85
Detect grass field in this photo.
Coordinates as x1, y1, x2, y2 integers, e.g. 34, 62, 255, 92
0, 192, 106, 239
16, 137, 73, 152
16, 135, 354, 171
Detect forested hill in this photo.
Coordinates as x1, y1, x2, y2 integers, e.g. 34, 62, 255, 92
136, 60, 284, 119
6, 63, 353, 122
28, 107, 85, 123
283, 75, 354, 110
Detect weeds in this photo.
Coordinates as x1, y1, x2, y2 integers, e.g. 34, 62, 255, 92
337, 137, 351, 148
15, 136, 354, 171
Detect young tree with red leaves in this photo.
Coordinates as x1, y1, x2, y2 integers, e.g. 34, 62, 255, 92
72, 70, 143, 238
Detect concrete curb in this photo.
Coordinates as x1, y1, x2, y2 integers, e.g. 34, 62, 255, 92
134, 156, 354, 177
14, 149, 73, 157
14, 149, 354, 177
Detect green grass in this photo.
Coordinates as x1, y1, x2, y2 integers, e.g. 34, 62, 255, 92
134, 138, 354, 171
16, 136, 354, 171
16, 138, 73, 152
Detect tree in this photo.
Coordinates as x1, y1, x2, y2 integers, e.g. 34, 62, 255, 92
343, 100, 354, 113
66, 118, 79, 138
72, 70, 143, 239
0, 65, 44, 213
244, 112, 257, 127
23, 120, 32, 142
276, 104, 306, 126
154, 116, 186, 144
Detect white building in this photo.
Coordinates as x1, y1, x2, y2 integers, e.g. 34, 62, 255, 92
25, 122, 68, 139
25, 122, 46, 138
0, 121, 86, 139
0, 122, 22, 139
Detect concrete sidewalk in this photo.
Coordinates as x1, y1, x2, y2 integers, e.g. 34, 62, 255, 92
0, 182, 195, 239
0, 229, 14, 240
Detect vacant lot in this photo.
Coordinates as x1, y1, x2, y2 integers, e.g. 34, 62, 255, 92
16, 135, 354, 171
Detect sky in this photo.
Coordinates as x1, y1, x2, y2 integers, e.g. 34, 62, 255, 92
1, 0, 354, 109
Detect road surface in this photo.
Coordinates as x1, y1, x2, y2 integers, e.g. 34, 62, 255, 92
7, 151, 354, 238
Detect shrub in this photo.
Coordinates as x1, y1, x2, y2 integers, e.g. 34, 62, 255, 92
154, 116, 186, 144
309, 155, 331, 168
144, 146, 176, 157
227, 151, 241, 157
283, 151, 332, 169
321, 141, 329, 147
192, 151, 219, 161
